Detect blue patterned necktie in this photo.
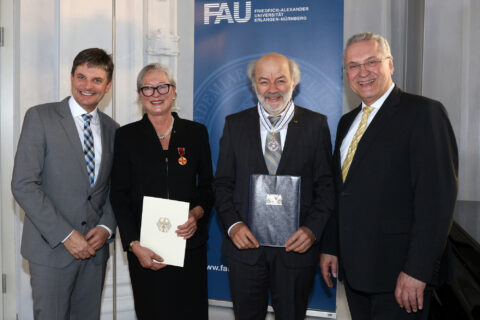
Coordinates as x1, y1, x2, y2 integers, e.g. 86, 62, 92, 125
264, 115, 282, 175
81, 114, 95, 186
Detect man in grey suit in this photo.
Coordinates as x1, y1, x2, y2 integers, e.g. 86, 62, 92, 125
12, 48, 119, 320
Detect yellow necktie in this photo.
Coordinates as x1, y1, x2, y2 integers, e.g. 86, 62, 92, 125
341, 106, 374, 181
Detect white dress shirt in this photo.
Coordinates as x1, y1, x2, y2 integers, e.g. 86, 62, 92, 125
259, 102, 294, 154
62, 97, 111, 242
340, 83, 395, 166
69, 96, 102, 181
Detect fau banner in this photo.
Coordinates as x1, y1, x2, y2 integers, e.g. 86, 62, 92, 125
194, 0, 343, 316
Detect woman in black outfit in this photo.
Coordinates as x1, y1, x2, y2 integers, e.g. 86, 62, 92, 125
110, 63, 214, 320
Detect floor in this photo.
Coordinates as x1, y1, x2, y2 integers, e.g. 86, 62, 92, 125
208, 280, 352, 319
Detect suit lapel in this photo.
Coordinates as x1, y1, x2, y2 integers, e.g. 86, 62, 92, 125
248, 109, 269, 173
336, 107, 361, 152
276, 106, 301, 174
93, 111, 113, 189
334, 107, 361, 186
343, 87, 402, 184
56, 98, 90, 182
139, 114, 164, 156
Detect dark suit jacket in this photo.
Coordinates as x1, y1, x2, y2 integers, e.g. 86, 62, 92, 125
214, 105, 335, 267
110, 113, 214, 252
11, 97, 118, 268
322, 86, 458, 293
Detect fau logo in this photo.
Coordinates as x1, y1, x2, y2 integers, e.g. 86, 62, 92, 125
204, 1, 252, 24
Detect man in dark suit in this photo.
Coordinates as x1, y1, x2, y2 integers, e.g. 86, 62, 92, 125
214, 52, 334, 319
12, 48, 118, 320
320, 32, 458, 320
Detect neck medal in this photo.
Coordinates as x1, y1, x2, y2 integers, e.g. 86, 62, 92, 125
178, 147, 187, 165
267, 136, 280, 152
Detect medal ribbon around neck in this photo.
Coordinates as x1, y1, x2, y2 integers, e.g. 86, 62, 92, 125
258, 100, 295, 133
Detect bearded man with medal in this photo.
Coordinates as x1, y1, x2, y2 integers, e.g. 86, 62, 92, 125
214, 53, 335, 320
110, 63, 214, 320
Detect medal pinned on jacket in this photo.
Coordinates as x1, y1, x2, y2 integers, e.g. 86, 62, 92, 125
178, 147, 187, 165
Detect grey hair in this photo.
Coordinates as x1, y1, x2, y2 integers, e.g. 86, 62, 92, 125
136, 63, 177, 111
247, 56, 301, 88
345, 32, 392, 57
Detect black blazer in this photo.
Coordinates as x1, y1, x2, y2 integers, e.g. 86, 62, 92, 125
110, 113, 214, 251
214, 106, 335, 267
322, 86, 458, 292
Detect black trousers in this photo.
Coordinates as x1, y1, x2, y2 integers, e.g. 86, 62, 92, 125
127, 245, 208, 320
344, 279, 432, 320
227, 246, 316, 320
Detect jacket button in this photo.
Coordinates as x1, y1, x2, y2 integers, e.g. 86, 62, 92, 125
81, 221, 87, 226
87, 196, 92, 200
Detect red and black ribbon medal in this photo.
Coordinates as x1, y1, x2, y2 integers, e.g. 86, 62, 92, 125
178, 147, 187, 165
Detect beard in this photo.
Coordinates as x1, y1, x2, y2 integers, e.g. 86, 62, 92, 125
256, 87, 294, 115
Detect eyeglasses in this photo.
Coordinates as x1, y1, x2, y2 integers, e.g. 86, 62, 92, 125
345, 57, 391, 74
140, 84, 174, 96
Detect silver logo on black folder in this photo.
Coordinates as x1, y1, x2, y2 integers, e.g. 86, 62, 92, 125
266, 194, 283, 206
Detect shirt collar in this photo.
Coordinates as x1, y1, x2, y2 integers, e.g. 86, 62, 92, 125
361, 83, 395, 110
258, 100, 295, 132
69, 96, 99, 123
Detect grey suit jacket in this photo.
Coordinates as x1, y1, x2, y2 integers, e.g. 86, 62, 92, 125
11, 97, 119, 268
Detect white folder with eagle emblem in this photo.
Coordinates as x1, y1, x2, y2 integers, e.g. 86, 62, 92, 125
140, 196, 189, 267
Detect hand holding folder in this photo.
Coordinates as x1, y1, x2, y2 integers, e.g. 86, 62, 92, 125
140, 196, 189, 267
248, 174, 301, 247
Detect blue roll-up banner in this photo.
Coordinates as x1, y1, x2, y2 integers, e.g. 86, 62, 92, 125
194, 0, 343, 316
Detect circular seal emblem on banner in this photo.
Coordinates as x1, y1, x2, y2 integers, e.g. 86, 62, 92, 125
156, 217, 172, 233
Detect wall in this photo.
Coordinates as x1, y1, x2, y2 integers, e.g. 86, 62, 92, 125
7, 0, 180, 319
0, 0, 18, 318
423, 0, 480, 243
